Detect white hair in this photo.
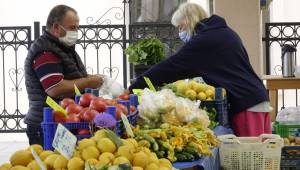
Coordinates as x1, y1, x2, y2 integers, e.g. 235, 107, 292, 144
171, 2, 208, 35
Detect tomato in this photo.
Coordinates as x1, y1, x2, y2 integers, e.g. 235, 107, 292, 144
77, 129, 90, 135
79, 93, 95, 107
90, 99, 107, 113
105, 99, 118, 106
78, 107, 89, 121
83, 109, 98, 122
65, 114, 80, 123
130, 105, 136, 113
118, 94, 130, 100
66, 104, 83, 115
116, 104, 128, 115
53, 111, 66, 123
60, 98, 75, 109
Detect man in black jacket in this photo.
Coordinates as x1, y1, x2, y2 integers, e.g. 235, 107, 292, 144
24, 5, 103, 145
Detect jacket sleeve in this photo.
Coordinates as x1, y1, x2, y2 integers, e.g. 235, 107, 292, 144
129, 42, 203, 90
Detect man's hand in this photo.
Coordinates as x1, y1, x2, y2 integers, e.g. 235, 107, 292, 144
87, 74, 104, 89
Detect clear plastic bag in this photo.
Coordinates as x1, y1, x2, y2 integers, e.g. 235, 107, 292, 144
276, 106, 300, 124
98, 75, 124, 99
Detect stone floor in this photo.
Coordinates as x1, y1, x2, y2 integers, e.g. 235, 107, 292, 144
0, 133, 28, 164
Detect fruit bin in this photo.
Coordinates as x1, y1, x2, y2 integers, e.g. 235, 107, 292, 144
200, 87, 229, 127
280, 146, 300, 170
273, 122, 300, 137
41, 107, 138, 150
218, 134, 283, 170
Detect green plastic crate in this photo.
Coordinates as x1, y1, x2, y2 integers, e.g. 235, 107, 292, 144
274, 122, 300, 137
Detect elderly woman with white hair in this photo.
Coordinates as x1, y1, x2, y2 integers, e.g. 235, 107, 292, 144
129, 2, 270, 137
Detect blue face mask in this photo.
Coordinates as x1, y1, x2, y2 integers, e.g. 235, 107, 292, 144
179, 31, 191, 43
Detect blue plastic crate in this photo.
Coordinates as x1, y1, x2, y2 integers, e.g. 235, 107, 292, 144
41, 122, 91, 150
200, 88, 229, 127
172, 147, 220, 170
281, 146, 300, 170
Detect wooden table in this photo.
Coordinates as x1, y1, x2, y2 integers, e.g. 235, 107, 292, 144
262, 75, 300, 121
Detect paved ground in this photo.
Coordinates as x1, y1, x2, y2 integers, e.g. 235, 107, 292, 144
0, 133, 29, 164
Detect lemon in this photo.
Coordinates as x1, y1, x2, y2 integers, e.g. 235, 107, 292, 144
53, 155, 68, 169
44, 154, 59, 168
197, 92, 207, 101
132, 151, 148, 168
0, 163, 12, 170
185, 89, 197, 100
205, 89, 214, 99
27, 144, 43, 155
81, 146, 100, 161
145, 163, 159, 170
10, 166, 30, 170
78, 138, 96, 151
85, 158, 98, 167
117, 145, 134, 161
10, 150, 33, 166
194, 83, 206, 93
97, 138, 116, 153
67, 157, 84, 170
113, 156, 130, 165
188, 80, 198, 90
99, 152, 115, 161
39, 150, 54, 161
175, 81, 188, 94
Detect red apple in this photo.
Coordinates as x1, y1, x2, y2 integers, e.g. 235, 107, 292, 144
90, 99, 107, 112
79, 93, 95, 107
53, 111, 66, 123
83, 109, 98, 122
77, 129, 90, 135
66, 104, 83, 115
60, 98, 75, 109
66, 114, 80, 123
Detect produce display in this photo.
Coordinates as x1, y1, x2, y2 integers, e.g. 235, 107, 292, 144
0, 129, 175, 170
133, 121, 219, 162
51, 92, 136, 136
137, 88, 210, 128
162, 79, 226, 101
283, 136, 300, 146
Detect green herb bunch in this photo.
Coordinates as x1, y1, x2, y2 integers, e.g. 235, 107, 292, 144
125, 37, 165, 66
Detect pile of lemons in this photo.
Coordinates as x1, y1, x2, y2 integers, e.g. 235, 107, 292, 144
173, 80, 226, 101
0, 129, 174, 170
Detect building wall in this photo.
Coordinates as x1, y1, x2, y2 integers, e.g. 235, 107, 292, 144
215, 0, 263, 76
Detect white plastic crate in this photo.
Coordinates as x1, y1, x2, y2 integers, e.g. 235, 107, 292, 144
218, 134, 284, 170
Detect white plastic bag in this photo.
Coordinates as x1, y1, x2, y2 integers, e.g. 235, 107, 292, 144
276, 106, 300, 124
98, 75, 124, 98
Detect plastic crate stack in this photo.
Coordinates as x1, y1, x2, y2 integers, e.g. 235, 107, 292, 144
274, 123, 300, 169
200, 87, 229, 127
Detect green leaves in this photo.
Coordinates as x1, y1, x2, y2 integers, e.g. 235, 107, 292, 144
125, 37, 165, 66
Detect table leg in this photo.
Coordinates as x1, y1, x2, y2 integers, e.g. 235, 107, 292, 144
269, 89, 278, 121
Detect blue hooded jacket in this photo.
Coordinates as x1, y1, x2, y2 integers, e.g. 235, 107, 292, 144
129, 15, 269, 115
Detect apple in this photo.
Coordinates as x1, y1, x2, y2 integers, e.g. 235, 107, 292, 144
79, 93, 95, 107
60, 98, 75, 109
66, 104, 83, 115
83, 109, 98, 122
90, 99, 107, 112
53, 111, 66, 123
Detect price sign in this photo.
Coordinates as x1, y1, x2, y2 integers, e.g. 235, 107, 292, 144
52, 123, 77, 160
46, 96, 67, 116
74, 84, 81, 96
143, 77, 156, 91
121, 113, 134, 138
31, 147, 47, 170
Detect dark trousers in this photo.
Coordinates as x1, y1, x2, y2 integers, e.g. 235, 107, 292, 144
26, 124, 44, 146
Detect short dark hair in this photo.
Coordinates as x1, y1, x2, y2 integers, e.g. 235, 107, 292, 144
46, 5, 77, 29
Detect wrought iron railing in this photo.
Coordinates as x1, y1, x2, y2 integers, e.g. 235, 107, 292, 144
264, 22, 300, 110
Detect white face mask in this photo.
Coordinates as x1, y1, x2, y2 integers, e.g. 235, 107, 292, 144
58, 25, 78, 46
